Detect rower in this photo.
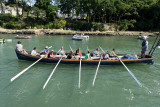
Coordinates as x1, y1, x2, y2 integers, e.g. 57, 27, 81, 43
40, 46, 49, 58
84, 50, 91, 60
75, 47, 82, 56
48, 50, 54, 58
103, 51, 111, 60
31, 47, 39, 56
67, 51, 75, 59
93, 48, 101, 57
58, 47, 65, 55
110, 48, 117, 57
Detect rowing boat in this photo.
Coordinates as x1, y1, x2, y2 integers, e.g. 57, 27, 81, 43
15, 50, 153, 65
15, 36, 32, 39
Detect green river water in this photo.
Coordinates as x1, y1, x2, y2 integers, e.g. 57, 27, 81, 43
0, 34, 160, 107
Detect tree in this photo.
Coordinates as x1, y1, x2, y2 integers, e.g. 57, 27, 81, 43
0, 0, 4, 14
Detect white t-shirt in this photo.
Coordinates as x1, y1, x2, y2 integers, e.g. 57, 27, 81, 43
16, 44, 23, 51
93, 50, 100, 57
31, 50, 37, 56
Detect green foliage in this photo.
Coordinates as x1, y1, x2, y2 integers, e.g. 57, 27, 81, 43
4, 22, 21, 29
53, 19, 66, 29
0, 20, 3, 26
1, 0, 160, 31
0, 14, 15, 22
66, 20, 105, 31
119, 19, 136, 31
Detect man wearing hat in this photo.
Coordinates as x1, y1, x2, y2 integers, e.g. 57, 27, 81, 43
141, 38, 148, 58
43, 46, 49, 55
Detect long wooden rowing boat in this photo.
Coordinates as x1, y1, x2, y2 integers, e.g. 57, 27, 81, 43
15, 50, 153, 65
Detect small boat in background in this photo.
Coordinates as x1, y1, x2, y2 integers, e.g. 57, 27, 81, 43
15, 35, 32, 39
72, 33, 89, 40
138, 35, 148, 40
0, 38, 5, 43
72, 35, 83, 40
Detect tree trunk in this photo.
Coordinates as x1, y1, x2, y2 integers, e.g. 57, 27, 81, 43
16, 0, 19, 20
0, 3, 3, 14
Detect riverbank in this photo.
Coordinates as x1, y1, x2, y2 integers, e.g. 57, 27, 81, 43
0, 28, 158, 36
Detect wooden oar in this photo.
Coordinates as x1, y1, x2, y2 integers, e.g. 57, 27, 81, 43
69, 46, 82, 88
92, 55, 102, 86
56, 46, 63, 55
43, 57, 62, 89
99, 46, 142, 87
148, 35, 159, 55
78, 58, 82, 88
117, 56, 142, 87
10, 46, 52, 82
150, 39, 160, 56
69, 45, 74, 52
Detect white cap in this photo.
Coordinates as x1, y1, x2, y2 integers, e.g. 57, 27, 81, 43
51, 49, 53, 51
45, 46, 48, 48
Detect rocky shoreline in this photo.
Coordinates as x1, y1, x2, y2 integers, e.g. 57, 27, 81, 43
0, 28, 158, 36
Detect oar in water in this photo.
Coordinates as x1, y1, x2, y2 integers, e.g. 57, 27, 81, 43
43, 57, 62, 89
10, 46, 52, 82
92, 55, 102, 86
78, 58, 82, 88
117, 56, 142, 87
69, 46, 82, 88
99, 46, 142, 87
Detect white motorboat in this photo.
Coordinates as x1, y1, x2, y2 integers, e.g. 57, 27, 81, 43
138, 35, 148, 40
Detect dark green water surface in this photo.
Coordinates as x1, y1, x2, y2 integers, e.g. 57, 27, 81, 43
0, 34, 160, 107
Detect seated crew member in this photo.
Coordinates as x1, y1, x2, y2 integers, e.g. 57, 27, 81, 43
84, 50, 91, 60
93, 48, 101, 57
58, 47, 65, 55
110, 48, 117, 57
67, 51, 75, 59
43, 46, 49, 55
103, 51, 110, 60
31, 47, 39, 56
48, 50, 54, 58
75, 47, 82, 55
16, 41, 28, 54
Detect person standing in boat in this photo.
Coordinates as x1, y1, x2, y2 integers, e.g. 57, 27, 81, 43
75, 47, 82, 56
31, 47, 39, 56
93, 48, 101, 57
16, 41, 28, 54
141, 38, 148, 58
